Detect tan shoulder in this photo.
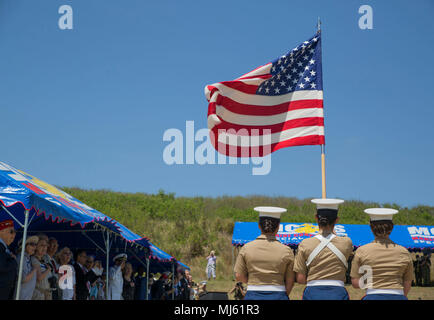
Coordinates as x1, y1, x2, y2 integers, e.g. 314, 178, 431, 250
242, 240, 257, 250
394, 244, 412, 255
353, 243, 370, 255
335, 235, 353, 243
278, 242, 294, 252
299, 236, 319, 247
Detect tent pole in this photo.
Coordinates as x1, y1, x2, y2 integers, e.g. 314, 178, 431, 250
81, 231, 106, 252
146, 255, 150, 301
15, 209, 29, 300
105, 229, 110, 300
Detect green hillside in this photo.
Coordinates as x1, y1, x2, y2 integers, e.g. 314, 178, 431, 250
62, 187, 434, 289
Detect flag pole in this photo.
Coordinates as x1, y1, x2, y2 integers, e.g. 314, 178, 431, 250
317, 17, 326, 199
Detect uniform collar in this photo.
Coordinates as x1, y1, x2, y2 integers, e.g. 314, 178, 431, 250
256, 234, 277, 241
373, 238, 394, 245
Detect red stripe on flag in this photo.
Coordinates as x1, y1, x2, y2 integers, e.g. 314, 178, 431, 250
218, 81, 260, 95
210, 130, 324, 157
217, 95, 323, 116
215, 117, 324, 134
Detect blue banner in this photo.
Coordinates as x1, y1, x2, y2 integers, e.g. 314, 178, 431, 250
232, 222, 434, 251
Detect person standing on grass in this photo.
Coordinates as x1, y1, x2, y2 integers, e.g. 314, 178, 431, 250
414, 255, 422, 286
31, 238, 53, 300
122, 262, 135, 300
15, 236, 39, 300
420, 254, 431, 287
205, 251, 217, 280
351, 208, 413, 300
57, 247, 76, 300
109, 253, 127, 300
234, 207, 295, 300
294, 199, 353, 300
0, 219, 17, 300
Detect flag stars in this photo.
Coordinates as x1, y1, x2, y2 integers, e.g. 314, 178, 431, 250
262, 35, 320, 96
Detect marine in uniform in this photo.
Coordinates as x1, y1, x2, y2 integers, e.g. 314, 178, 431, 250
293, 199, 353, 300
234, 207, 295, 300
0, 219, 17, 300
108, 253, 127, 300
350, 208, 413, 300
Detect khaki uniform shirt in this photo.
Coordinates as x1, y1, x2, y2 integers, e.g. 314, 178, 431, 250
350, 239, 413, 290
234, 234, 295, 286
293, 234, 353, 282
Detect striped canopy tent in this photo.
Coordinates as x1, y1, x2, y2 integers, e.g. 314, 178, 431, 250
0, 161, 189, 300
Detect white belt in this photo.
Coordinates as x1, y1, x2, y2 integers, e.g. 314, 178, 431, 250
366, 289, 404, 295
247, 285, 286, 292
306, 280, 345, 287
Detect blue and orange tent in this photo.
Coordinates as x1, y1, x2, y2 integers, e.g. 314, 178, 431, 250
0, 161, 189, 300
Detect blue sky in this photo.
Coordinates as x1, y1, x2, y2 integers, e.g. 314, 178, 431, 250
0, 0, 433, 208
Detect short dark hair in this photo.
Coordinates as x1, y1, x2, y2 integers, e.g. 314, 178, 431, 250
316, 209, 338, 227
75, 249, 87, 260
259, 217, 280, 233
370, 220, 394, 237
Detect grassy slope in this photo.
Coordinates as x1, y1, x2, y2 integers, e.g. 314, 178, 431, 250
62, 188, 434, 299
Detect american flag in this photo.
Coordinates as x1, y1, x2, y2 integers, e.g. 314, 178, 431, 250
205, 32, 324, 157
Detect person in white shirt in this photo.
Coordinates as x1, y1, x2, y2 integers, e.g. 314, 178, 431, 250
108, 253, 127, 300
205, 251, 217, 280
57, 247, 76, 300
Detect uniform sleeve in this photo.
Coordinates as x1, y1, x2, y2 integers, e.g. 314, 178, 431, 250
350, 248, 363, 278
345, 237, 354, 259
293, 243, 307, 275
402, 252, 414, 282
233, 247, 247, 277
109, 266, 118, 281
284, 249, 295, 278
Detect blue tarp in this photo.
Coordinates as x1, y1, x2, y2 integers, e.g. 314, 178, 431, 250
232, 222, 434, 252
0, 161, 189, 271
